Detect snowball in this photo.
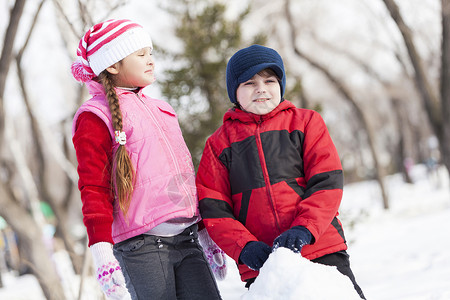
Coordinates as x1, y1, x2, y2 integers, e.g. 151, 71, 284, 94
241, 248, 361, 300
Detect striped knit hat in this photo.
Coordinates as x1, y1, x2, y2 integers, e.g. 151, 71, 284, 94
226, 44, 286, 103
71, 19, 153, 82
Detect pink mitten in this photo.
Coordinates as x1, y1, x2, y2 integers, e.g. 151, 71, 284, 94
90, 242, 132, 300
198, 229, 227, 280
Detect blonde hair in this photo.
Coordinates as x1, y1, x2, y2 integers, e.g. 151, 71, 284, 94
98, 71, 136, 217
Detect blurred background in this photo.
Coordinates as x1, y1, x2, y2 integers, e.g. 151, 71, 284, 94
0, 0, 449, 299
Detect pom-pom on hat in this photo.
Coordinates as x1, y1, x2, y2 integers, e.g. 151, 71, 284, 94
226, 44, 286, 103
71, 19, 153, 82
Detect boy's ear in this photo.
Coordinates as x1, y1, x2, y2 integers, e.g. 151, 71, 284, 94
106, 63, 119, 75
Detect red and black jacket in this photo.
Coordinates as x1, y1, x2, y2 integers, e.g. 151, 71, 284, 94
196, 100, 347, 281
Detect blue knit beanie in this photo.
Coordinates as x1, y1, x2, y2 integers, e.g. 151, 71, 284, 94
226, 44, 286, 103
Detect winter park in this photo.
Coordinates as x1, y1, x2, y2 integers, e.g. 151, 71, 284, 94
1, 0, 450, 299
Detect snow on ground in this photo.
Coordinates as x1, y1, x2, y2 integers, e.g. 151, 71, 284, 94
341, 165, 450, 300
0, 164, 449, 299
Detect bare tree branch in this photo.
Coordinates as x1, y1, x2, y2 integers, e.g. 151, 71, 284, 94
52, 0, 80, 38
0, 0, 26, 140
382, 0, 442, 136
99, 0, 129, 22
284, 0, 390, 209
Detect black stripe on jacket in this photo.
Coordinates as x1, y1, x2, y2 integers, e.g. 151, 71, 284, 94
219, 130, 305, 195
199, 198, 236, 220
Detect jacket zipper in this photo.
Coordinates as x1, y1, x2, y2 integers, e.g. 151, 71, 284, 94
254, 118, 281, 232
135, 94, 196, 215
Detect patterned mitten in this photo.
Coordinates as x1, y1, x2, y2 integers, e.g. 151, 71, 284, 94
198, 229, 227, 280
90, 242, 132, 300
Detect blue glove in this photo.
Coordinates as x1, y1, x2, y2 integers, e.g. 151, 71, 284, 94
273, 226, 312, 253
239, 241, 272, 271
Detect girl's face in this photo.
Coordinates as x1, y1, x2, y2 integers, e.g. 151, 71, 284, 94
236, 73, 281, 115
107, 47, 155, 88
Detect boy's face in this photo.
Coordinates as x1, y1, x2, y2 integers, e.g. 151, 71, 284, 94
236, 73, 281, 115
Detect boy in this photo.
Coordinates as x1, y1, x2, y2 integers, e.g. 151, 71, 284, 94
196, 44, 365, 299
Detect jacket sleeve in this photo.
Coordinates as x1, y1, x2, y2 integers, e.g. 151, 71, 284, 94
196, 136, 258, 263
73, 112, 114, 246
291, 110, 344, 243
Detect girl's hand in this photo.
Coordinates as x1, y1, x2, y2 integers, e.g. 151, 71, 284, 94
198, 229, 227, 280
90, 242, 132, 300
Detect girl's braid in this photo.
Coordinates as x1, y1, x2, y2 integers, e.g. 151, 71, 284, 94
98, 71, 135, 217
102, 75, 123, 131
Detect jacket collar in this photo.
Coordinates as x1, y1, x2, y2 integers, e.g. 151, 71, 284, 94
85, 80, 145, 98
223, 100, 295, 124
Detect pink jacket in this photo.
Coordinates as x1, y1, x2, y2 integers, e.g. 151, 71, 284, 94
72, 81, 199, 243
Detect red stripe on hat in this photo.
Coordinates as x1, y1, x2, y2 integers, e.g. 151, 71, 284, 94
87, 19, 128, 45
86, 20, 141, 56
77, 34, 89, 60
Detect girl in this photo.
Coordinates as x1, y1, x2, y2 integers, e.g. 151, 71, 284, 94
71, 19, 224, 300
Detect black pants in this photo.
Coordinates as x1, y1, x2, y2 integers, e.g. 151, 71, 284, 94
245, 250, 366, 299
313, 251, 366, 299
113, 224, 222, 300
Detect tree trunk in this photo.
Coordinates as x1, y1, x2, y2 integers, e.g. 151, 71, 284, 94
383, 0, 450, 182
391, 98, 413, 183
284, 0, 390, 208
382, 0, 442, 135
0, 0, 26, 142
440, 0, 450, 179
0, 3, 65, 296
14, 0, 83, 275
16, 55, 83, 275
0, 184, 66, 300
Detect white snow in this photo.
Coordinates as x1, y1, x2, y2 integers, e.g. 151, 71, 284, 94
241, 248, 361, 300
0, 164, 449, 299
